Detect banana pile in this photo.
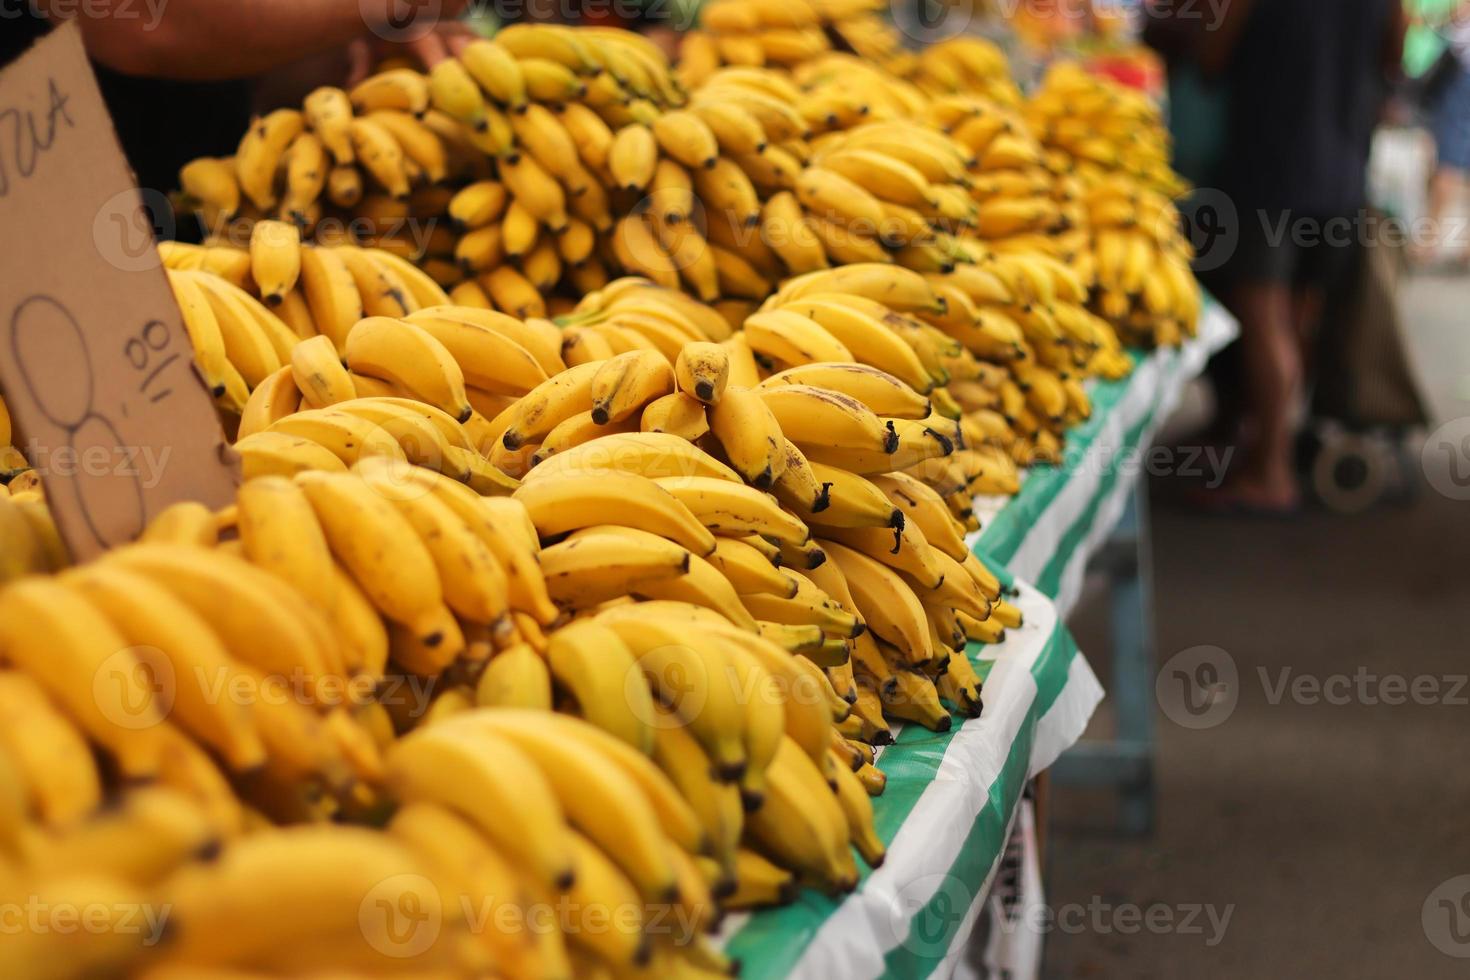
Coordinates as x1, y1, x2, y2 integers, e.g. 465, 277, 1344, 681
1026, 64, 1200, 347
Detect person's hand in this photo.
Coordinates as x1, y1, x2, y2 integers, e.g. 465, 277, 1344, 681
346, 8, 478, 84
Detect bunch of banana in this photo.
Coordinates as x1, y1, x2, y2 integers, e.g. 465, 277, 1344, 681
1024, 63, 1198, 347
909, 36, 1024, 108
1027, 62, 1187, 198
160, 237, 456, 416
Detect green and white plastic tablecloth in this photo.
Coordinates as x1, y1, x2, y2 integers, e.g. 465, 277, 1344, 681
718, 299, 1238, 979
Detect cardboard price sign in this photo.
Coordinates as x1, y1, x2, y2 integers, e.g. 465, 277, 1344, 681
0, 23, 238, 561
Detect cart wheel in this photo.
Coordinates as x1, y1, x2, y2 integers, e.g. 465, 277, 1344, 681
1311, 433, 1387, 514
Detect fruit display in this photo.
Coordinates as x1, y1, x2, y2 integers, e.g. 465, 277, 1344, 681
0, 11, 1206, 976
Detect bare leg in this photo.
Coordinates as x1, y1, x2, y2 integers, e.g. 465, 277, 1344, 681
1204, 281, 1302, 511
1413, 167, 1464, 263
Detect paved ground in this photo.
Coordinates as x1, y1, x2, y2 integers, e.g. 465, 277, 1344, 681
1041, 269, 1470, 978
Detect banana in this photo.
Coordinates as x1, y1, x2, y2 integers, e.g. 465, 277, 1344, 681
652, 109, 719, 169
591, 349, 676, 424
760, 190, 829, 275
178, 156, 239, 227
497, 22, 602, 73
539, 528, 690, 608
21, 784, 219, 886
639, 391, 710, 440
294, 471, 459, 651
519, 57, 588, 103
445, 709, 682, 900
830, 749, 885, 866
822, 540, 933, 665
343, 316, 472, 421
348, 116, 410, 198
235, 109, 305, 210
447, 179, 507, 230
727, 847, 799, 909
524, 430, 742, 483
795, 167, 887, 236
266, 408, 406, 467
302, 86, 354, 163
514, 470, 715, 555
474, 642, 551, 709
773, 263, 945, 314
356, 458, 556, 624
296, 245, 364, 355
598, 615, 747, 782
286, 334, 351, 408
762, 364, 930, 422
672, 341, 729, 404
609, 123, 658, 192
755, 384, 898, 462
349, 67, 430, 115
235, 430, 346, 479
384, 726, 576, 889
64, 562, 268, 770
325, 162, 363, 208
0, 670, 101, 828
166, 268, 246, 408
460, 39, 528, 112
555, 100, 616, 173
742, 582, 862, 639
425, 58, 487, 132
333, 244, 414, 318
695, 156, 762, 227
743, 309, 853, 367
745, 736, 855, 890
386, 802, 544, 972
707, 535, 797, 597
404, 310, 549, 395
499, 152, 571, 231
510, 103, 595, 192
651, 475, 809, 547
365, 109, 450, 184
820, 518, 947, 592
776, 296, 934, 393
280, 132, 327, 226
0, 576, 170, 775
706, 385, 787, 488
356, 469, 512, 627
545, 620, 656, 754
610, 540, 756, 629
139, 500, 218, 548
186, 270, 292, 386
882, 667, 951, 730
691, 100, 768, 156
820, 147, 936, 211
870, 472, 970, 561
104, 539, 344, 689
559, 830, 651, 968
499, 359, 601, 449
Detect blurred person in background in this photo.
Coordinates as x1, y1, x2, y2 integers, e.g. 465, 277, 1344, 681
0, 0, 475, 210
1412, 0, 1470, 267
1148, 0, 1406, 515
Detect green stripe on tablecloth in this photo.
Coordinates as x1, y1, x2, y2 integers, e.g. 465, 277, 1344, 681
877, 717, 1034, 979
1033, 393, 1157, 600
875, 624, 1079, 979
726, 608, 1080, 976
975, 354, 1141, 568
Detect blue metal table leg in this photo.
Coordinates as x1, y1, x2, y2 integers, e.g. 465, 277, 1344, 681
1050, 483, 1157, 835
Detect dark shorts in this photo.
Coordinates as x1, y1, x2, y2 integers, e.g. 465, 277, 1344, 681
1212, 208, 1360, 290
1433, 64, 1470, 172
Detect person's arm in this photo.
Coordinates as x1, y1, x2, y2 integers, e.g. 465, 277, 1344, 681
1195, 0, 1259, 77
1382, 0, 1409, 80
40, 0, 469, 80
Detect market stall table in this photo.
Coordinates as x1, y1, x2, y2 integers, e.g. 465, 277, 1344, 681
718, 298, 1239, 979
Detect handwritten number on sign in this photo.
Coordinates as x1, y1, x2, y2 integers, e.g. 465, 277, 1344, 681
7, 295, 147, 548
